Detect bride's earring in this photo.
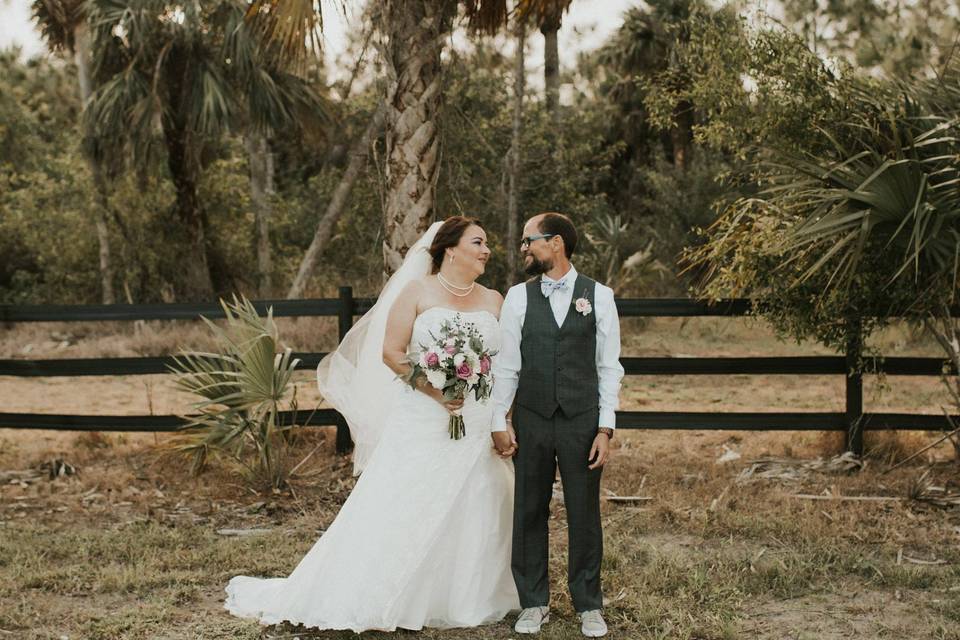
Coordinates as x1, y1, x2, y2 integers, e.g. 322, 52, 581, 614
449, 254, 455, 263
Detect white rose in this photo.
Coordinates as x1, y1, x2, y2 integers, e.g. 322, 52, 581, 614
467, 373, 480, 386
453, 353, 465, 367
463, 349, 480, 370
426, 369, 447, 390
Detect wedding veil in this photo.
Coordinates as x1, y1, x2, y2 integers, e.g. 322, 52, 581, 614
316, 221, 443, 475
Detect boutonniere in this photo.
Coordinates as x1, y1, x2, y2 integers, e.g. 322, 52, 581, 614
574, 289, 592, 316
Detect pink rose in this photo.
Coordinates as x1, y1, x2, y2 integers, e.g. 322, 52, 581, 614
455, 362, 473, 379
444, 343, 457, 355
479, 355, 491, 374
425, 351, 440, 367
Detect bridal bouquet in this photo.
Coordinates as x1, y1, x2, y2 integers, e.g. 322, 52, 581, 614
403, 313, 496, 439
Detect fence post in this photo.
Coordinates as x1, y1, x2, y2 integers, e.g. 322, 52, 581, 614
335, 286, 355, 454
845, 317, 864, 456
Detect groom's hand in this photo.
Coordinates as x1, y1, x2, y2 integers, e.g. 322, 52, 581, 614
587, 432, 611, 469
492, 430, 517, 458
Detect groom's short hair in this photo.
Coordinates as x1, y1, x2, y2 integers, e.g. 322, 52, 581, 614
536, 212, 578, 258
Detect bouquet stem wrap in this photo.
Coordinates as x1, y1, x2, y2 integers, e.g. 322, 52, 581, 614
449, 410, 465, 440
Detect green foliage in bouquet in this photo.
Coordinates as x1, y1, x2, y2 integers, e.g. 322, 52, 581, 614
403, 314, 495, 439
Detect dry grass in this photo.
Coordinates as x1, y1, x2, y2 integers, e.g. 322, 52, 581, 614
2, 317, 959, 639
2, 427, 959, 640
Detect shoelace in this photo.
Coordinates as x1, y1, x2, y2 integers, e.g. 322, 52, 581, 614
581, 610, 603, 623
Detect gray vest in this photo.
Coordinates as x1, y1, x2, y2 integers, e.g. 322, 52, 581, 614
515, 273, 599, 419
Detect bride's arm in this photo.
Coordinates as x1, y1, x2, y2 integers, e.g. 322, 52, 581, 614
382, 280, 421, 376
382, 280, 459, 410
487, 288, 518, 457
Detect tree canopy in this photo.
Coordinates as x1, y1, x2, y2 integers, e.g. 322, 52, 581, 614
3, 0, 959, 319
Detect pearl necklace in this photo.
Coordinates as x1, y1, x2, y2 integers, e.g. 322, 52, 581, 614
438, 272, 475, 297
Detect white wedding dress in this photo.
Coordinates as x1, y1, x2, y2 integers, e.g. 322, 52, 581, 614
224, 307, 519, 632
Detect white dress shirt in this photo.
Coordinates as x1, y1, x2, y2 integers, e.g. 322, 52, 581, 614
491, 265, 624, 432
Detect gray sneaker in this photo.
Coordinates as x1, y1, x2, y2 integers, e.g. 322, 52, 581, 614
579, 609, 608, 637
514, 606, 550, 634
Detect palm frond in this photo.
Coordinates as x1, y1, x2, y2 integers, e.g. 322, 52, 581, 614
32, 0, 86, 52
245, 0, 326, 71
167, 295, 302, 488
462, 0, 508, 33
188, 61, 234, 136
514, 0, 572, 27
762, 97, 960, 300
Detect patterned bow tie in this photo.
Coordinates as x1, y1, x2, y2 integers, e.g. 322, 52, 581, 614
540, 278, 570, 298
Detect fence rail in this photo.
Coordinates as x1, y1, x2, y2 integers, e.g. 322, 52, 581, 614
1, 288, 957, 456
1, 355, 954, 378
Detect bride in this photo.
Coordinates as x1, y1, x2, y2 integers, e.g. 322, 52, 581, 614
225, 216, 520, 631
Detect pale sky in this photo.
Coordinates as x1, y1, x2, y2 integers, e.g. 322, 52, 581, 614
0, 0, 639, 82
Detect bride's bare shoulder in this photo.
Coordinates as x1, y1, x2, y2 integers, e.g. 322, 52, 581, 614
400, 277, 435, 295
474, 283, 504, 314
395, 278, 430, 308
399, 276, 445, 313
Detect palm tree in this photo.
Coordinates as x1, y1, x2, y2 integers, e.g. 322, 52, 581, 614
376, 1, 458, 274
32, 0, 115, 303
223, 4, 329, 298
599, 0, 698, 170
686, 71, 960, 361
762, 87, 960, 307
84, 0, 322, 299
250, 0, 570, 277
516, 0, 572, 131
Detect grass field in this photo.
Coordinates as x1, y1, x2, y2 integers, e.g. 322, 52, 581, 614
2, 317, 959, 639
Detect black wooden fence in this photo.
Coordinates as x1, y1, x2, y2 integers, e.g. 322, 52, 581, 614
1, 287, 957, 456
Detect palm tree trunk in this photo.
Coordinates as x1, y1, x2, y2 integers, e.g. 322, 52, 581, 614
379, 0, 455, 276
245, 133, 275, 297
74, 23, 115, 304
287, 105, 386, 299
541, 13, 561, 130
671, 99, 693, 171
505, 24, 526, 289
165, 127, 215, 299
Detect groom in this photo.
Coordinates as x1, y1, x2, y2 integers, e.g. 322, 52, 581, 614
491, 212, 624, 638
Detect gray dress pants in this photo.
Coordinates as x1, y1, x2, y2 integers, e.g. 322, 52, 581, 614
511, 402, 603, 612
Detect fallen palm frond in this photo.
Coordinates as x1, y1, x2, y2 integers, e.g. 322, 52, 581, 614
737, 451, 865, 484
909, 470, 960, 509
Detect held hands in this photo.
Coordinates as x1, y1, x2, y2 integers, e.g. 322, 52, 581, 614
588, 430, 611, 470
491, 424, 518, 458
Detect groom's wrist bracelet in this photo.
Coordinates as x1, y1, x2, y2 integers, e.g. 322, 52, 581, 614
598, 427, 613, 440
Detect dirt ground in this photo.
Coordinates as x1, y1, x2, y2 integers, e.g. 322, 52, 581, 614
1, 317, 959, 639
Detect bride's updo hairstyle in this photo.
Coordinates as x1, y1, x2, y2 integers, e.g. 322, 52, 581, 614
428, 216, 483, 273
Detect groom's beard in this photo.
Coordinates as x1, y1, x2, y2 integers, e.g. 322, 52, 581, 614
523, 255, 553, 276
